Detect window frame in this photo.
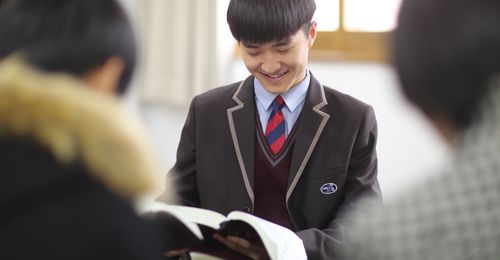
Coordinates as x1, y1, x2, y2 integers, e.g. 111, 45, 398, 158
310, 0, 392, 62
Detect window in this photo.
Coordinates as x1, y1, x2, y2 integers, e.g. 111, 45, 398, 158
311, 0, 402, 62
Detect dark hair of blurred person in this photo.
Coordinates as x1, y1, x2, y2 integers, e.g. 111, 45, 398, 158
393, 0, 500, 136
0, 0, 137, 95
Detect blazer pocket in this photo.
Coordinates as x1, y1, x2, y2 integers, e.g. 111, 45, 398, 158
297, 171, 348, 225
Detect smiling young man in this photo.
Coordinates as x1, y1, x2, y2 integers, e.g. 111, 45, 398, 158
159, 0, 382, 258
240, 25, 311, 95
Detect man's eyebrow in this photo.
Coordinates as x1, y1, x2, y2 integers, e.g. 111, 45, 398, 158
272, 41, 291, 47
272, 36, 293, 47
241, 42, 259, 48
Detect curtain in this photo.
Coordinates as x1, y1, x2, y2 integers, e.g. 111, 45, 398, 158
138, 0, 221, 106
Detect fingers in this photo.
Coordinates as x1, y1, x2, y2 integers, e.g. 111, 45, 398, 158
212, 234, 264, 260
213, 233, 237, 249
164, 248, 190, 257
227, 235, 251, 248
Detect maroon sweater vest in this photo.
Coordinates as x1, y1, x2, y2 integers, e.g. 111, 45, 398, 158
253, 118, 297, 231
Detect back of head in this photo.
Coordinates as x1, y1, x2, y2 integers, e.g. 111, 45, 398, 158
0, 0, 136, 95
227, 0, 316, 44
393, 0, 500, 130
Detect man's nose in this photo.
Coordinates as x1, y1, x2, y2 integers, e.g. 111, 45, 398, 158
260, 55, 281, 74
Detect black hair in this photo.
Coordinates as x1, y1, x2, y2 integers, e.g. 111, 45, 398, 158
393, 0, 500, 130
227, 0, 316, 44
0, 0, 137, 95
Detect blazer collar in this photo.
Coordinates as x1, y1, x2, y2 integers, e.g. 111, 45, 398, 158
287, 72, 330, 203
233, 75, 254, 103
227, 76, 256, 205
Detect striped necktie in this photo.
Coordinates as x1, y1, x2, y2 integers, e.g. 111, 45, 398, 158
265, 95, 286, 155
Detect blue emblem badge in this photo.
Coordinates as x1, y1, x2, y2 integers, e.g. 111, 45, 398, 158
320, 183, 337, 195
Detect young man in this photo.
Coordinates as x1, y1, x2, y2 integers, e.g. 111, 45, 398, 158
161, 0, 381, 258
341, 0, 500, 259
0, 0, 166, 259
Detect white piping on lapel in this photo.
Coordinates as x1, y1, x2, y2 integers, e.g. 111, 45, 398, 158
286, 84, 330, 203
227, 80, 255, 204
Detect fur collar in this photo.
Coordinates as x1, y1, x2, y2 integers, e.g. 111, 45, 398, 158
0, 57, 162, 200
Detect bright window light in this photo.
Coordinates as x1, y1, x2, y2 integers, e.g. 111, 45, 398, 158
344, 0, 402, 32
313, 0, 340, 31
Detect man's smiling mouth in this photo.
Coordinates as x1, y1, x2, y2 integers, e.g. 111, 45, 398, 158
262, 71, 288, 79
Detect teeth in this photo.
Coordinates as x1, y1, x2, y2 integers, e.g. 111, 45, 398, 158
268, 72, 285, 78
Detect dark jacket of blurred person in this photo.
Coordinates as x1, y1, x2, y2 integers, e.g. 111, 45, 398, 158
340, 0, 500, 259
0, 0, 169, 259
0, 57, 165, 260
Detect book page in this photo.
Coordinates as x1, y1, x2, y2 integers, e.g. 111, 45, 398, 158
146, 202, 226, 229
167, 205, 227, 229
143, 202, 211, 239
226, 212, 307, 260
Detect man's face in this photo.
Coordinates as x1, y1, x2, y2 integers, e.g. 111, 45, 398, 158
239, 23, 317, 94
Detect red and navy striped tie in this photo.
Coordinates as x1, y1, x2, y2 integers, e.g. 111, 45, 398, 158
265, 95, 286, 155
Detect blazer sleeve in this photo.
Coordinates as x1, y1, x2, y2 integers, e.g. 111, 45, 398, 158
296, 105, 382, 259
157, 96, 201, 207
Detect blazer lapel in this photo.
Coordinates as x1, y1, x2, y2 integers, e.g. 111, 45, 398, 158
227, 77, 256, 205
286, 74, 330, 203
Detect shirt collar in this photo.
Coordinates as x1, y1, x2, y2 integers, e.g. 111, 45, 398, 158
254, 70, 310, 112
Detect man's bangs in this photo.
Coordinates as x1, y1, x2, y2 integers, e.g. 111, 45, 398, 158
233, 16, 302, 44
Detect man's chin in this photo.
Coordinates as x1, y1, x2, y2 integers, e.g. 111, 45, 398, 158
262, 85, 290, 94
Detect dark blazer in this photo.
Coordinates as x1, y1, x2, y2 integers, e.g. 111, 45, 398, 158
164, 73, 381, 259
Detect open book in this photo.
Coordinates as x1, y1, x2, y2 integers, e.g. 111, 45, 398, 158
142, 202, 307, 260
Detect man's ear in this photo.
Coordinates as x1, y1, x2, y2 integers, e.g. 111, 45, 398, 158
84, 56, 125, 95
308, 21, 318, 48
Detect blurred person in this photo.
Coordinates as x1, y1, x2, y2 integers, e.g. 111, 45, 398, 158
0, 0, 135, 96
340, 0, 500, 259
0, 0, 166, 259
157, 0, 381, 258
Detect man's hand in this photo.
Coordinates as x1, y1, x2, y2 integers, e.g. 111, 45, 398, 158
212, 233, 270, 260
164, 248, 189, 258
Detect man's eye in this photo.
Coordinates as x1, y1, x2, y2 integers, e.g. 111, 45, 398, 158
247, 51, 259, 56
278, 48, 291, 53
